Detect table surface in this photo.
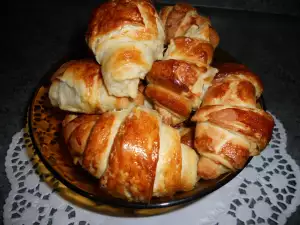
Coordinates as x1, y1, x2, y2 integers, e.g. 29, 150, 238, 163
0, 1, 300, 224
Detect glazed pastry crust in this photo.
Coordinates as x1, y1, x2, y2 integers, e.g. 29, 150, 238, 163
49, 60, 144, 114
192, 63, 274, 179
86, 0, 165, 98
62, 106, 199, 202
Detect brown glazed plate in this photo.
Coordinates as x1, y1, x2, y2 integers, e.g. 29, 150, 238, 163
27, 48, 264, 215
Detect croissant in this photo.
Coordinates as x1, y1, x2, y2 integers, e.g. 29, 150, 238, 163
49, 59, 144, 114
192, 63, 274, 179
145, 3, 218, 125
62, 106, 199, 202
160, 3, 219, 47
145, 60, 217, 125
86, 0, 165, 98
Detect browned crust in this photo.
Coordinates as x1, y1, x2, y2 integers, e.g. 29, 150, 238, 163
193, 62, 274, 173
197, 157, 227, 180
145, 84, 192, 117
201, 79, 256, 107
68, 120, 97, 158
146, 59, 203, 93
62, 115, 100, 144
51, 59, 144, 112
194, 131, 249, 170
161, 3, 196, 42
194, 133, 213, 153
214, 63, 251, 80
153, 104, 185, 126
172, 37, 214, 65
107, 47, 148, 80
237, 80, 256, 103
87, 0, 157, 45
209, 27, 220, 48
180, 127, 195, 149
100, 108, 160, 202
159, 6, 172, 26
213, 63, 263, 95
160, 3, 219, 47
202, 82, 231, 103
220, 142, 250, 169
82, 113, 116, 176
62, 114, 78, 127
193, 106, 274, 149
52, 59, 101, 88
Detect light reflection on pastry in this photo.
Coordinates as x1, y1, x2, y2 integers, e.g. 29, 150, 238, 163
86, 0, 165, 98
62, 106, 199, 202
192, 63, 274, 179
49, 59, 144, 114
145, 3, 219, 125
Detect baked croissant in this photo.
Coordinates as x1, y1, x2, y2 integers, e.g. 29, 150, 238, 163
145, 3, 218, 125
86, 0, 165, 99
159, 3, 219, 47
63, 106, 199, 202
145, 60, 217, 125
192, 63, 274, 179
49, 59, 144, 114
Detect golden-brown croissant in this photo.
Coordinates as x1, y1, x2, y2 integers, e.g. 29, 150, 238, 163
192, 63, 274, 179
49, 59, 144, 114
86, 0, 165, 98
160, 3, 219, 47
62, 106, 199, 202
145, 59, 217, 125
145, 3, 218, 125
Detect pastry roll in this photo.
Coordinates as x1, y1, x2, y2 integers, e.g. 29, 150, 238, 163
145, 3, 219, 125
49, 59, 144, 114
86, 0, 165, 98
192, 63, 274, 179
145, 60, 217, 125
63, 106, 199, 202
160, 3, 219, 47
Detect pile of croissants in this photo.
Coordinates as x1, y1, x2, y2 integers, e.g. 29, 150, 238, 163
48, 0, 274, 202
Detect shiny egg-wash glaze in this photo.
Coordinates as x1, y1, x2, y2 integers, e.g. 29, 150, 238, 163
46, 0, 274, 203
86, 0, 165, 98
192, 63, 274, 179
49, 60, 145, 114
145, 3, 220, 125
63, 106, 199, 202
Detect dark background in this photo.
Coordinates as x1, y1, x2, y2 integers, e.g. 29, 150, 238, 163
157, 0, 300, 16
0, 0, 300, 224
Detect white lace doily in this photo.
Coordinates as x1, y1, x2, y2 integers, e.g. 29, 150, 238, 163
3, 114, 300, 225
